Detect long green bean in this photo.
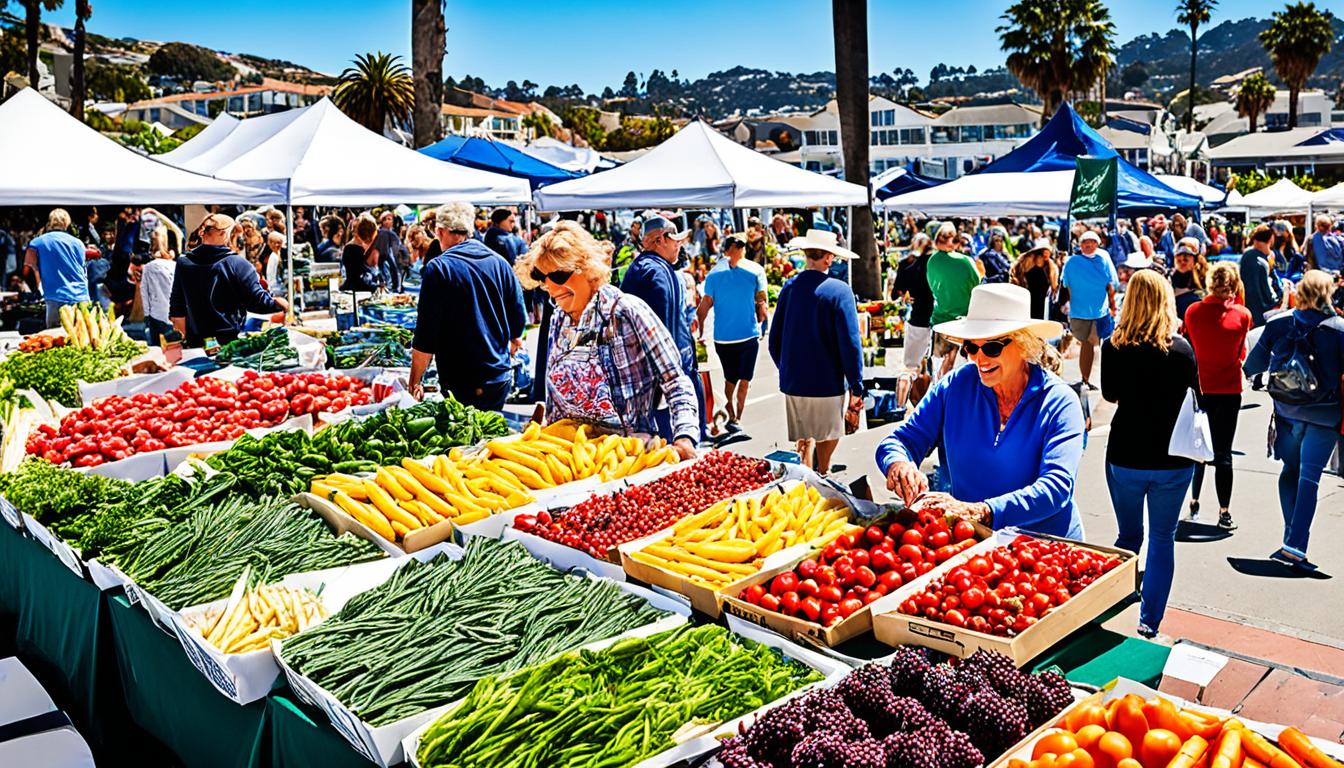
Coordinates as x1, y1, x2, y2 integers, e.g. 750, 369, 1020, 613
280, 537, 666, 726
415, 624, 823, 768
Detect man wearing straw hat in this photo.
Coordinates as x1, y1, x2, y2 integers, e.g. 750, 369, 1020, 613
770, 230, 865, 474
877, 283, 1085, 539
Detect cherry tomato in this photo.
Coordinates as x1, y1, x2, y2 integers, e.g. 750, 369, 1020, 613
760, 593, 781, 612
953, 519, 977, 542
898, 544, 923, 563
742, 584, 765, 605
838, 597, 864, 619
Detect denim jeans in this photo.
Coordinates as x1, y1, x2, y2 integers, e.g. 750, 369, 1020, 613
1272, 415, 1339, 554
144, 317, 173, 348
1106, 462, 1194, 632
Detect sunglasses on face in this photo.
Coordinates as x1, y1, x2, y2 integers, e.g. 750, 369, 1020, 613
530, 267, 574, 285
961, 337, 1013, 358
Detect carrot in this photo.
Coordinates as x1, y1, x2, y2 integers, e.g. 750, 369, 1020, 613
1180, 711, 1227, 740
1210, 728, 1244, 768
1229, 723, 1303, 768
1169, 736, 1211, 768
1245, 758, 1267, 768
1278, 728, 1344, 768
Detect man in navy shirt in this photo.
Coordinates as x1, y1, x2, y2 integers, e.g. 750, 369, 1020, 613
375, 210, 404, 292
483, 208, 527, 266
169, 213, 288, 346
621, 213, 705, 440
769, 229, 865, 474
409, 202, 525, 410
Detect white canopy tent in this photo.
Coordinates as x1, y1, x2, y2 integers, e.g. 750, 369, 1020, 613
156, 112, 241, 167
1151, 174, 1226, 207
162, 98, 530, 205
1311, 182, 1344, 210
0, 88, 275, 205
532, 120, 868, 211
519, 137, 611, 174
877, 170, 1076, 217
1236, 178, 1312, 215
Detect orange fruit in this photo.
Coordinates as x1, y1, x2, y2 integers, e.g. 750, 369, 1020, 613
1068, 748, 1097, 768
1096, 731, 1135, 768
1140, 729, 1183, 768
1117, 760, 1145, 768
1035, 730, 1082, 760
1076, 725, 1109, 754
1067, 703, 1112, 732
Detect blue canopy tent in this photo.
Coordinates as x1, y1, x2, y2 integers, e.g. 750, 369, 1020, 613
418, 135, 583, 191
975, 103, 1201, 214
874, 168, 943, 201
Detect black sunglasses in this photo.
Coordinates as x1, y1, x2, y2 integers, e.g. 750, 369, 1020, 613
961, 337, 1013, 358
530, 267, 574, 285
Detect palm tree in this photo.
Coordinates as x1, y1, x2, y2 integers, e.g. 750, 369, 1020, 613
1258, 2, 1335, 129
410, 0, 444, 148
998, 0, 1116, 126
830, 0, 879, 299
1175, 0, 1216, 133
1235, 71, 1276, 132
68, 0, 89, 120
12, 0, 62, 88
332, 52, 415, 134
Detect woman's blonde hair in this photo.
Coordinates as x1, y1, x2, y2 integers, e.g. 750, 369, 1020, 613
935, 222, 957, 245
1295, 270, 1335, 313
1207, 262, 1241, 298
1112, 270, 1176, 351
47, 208, 71, 231
516, 220, 611, 289
1006, 328, 1049, 367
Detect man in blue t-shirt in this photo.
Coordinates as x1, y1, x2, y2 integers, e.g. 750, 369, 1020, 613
24, 208, 91, 328
1306, 213, 1343, 274
697, 233, 768, 433
483, 208, 528, 266
1061, 230, 1118, 390
621, 213, 706, 440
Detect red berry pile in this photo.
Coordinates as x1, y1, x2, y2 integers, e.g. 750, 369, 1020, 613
739, 511, 981, 627
27, 370, 374, 466
898, 534, 1122, 637
512, 451, 774, 558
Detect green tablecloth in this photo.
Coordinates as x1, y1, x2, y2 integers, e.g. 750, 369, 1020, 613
106, 595, 269, 768
1032, 625, 1172, 688
261, 695, 377, 768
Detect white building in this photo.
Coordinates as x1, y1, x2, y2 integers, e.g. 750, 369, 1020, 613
780, 97, 1040, 180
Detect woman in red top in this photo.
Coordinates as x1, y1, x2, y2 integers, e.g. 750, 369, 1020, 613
1182, 262, 1252, 529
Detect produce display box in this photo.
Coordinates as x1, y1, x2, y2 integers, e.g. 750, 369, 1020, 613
872, 529, 1138, 666
989, 677, 1344, 768
493, 456, 710, 585
115, 498, 397, 633
167, 545, 455, 705
620, 474, 864, 618
399, 618, 849, 768
295, 490, 456, 556
719, 510, 993, 650
274, 554, 693, 768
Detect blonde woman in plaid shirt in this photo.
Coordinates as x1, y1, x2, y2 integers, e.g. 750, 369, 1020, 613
517, 222, 699, 459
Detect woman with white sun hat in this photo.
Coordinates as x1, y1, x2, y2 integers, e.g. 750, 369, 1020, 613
876, 283, 1086, 539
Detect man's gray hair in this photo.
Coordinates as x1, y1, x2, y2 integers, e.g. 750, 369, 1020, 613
435, 202, 475, 234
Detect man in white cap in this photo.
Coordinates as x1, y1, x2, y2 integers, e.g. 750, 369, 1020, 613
770, 230, 865, 474
621, 212, 705, 439
1061, 230, 1118, 390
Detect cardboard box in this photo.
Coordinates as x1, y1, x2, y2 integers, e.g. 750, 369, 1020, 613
168, 545, 454, 705
399, 618, 848, 768
275, 552, 692, 767
720, 510, 992, 649
872, 529, 1138, 666
619, 477, 863, 618
295, 491, 457, 556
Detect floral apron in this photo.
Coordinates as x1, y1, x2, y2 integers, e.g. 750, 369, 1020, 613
546, 295, 633, 434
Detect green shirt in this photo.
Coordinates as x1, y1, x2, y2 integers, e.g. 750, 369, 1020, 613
927, 249, 982, 326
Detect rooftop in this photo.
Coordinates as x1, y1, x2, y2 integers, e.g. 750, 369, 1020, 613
931, 102, 1041, 126
1208, 127, 1344, 162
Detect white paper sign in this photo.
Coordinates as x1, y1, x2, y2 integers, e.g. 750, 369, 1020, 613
1162, 642, 1230, 687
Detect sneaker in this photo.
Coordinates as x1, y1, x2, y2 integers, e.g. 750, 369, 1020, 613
1270, 547, 1318, 572
1218, 511, 1236, 530
725, 420, 742, 434
1188, 500, 1200, 522
1085, 381, 1098, 392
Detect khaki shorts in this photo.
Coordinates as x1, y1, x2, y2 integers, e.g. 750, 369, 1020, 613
785, 394, 845, 442
1068, 315, 1114, 344
902, 324, 933, 370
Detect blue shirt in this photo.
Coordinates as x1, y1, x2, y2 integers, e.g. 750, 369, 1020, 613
1309, 231, 1343, 273
768, 269, 864, 398
483, 226, 527, 266
168, 244, 281, 346
28, 231, 90, 305
703, 258, 767, 342
621, 251, 694, 371
1184, 221, 1211, 247
1061, 253, 1117, 320
413, 239, 525, 391
875, 364, 1085, 538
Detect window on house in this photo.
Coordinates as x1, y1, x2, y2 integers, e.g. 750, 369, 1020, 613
932, 126, 958, 144
870, 131, 878, 145
828, 130, 838, 145
882, 110, 895, 126
960, 125, 983, 142
870, 112, 880, 127
899, 128, 925, 144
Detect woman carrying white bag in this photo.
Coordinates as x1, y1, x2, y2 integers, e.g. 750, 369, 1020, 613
1100, 270, 1201, 639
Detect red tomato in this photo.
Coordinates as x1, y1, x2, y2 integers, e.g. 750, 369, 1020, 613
900, 529, 923, 547
898, 544, 923, 563
863, 525, 885, 544
760, 593, 781, 612
878, 570, 903, 591
742, 584, 766, 605
779, 591, 800, 615
770, 572, 799, 596
796, 559, 818, 579
799, 597, 821, 621
838, 597, 864, 619
953, 519, 977, 542
854, 566, 876, 588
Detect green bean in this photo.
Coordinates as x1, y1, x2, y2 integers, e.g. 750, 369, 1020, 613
279, 538, 665, 726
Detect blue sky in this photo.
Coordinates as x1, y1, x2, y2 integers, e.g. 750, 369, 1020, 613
46, 0, 1272, 88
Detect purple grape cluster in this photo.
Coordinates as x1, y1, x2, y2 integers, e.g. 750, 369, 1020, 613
716, 649, 1071, 768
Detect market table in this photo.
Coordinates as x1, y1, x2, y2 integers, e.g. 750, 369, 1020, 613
258, 694, 382, 768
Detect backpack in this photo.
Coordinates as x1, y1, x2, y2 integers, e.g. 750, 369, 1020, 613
1268, 320, 1332, 405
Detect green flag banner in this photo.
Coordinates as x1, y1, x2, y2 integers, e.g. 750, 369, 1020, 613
1069, 156, 1119, 219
